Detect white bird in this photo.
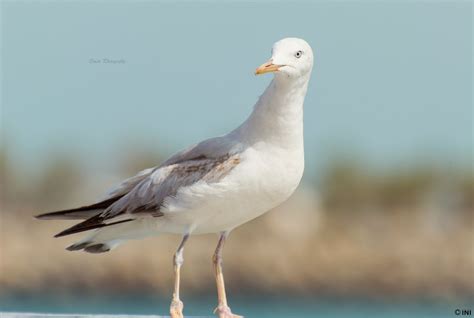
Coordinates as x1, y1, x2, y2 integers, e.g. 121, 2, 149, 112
37, 37, 314, 318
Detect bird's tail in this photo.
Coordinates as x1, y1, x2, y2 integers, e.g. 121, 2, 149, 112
65, 218, 160, 254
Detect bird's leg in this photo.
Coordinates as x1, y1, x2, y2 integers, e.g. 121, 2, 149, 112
212, 231, 242, 318
170, 234, 189, 318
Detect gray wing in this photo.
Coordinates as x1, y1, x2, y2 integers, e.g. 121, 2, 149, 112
102, 152, 240, 219
104, 136, 238, 200
104, 167, 155, 199
51, 136, 242, 237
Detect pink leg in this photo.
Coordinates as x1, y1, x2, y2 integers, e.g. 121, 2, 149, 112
212, 232, 242, 318
170, 234, 189, 318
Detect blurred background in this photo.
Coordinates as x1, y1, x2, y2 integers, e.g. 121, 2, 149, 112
1, 1, 472, 317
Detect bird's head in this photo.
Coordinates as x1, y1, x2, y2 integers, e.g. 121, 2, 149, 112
255, 38, 313, 79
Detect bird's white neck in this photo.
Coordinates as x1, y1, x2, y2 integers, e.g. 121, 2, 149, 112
233, 75, 310, 148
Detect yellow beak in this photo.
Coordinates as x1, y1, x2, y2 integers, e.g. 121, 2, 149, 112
255, 60, 283, 75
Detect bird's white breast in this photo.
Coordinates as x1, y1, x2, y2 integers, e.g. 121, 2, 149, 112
160, 142, 304, 235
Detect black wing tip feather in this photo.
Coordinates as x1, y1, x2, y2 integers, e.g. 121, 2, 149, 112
54, 218, 134, 238
54, 214, 105, 237
35, 211, 72, 220
35, 207, 98, 220
36, 206, 96, 219
35, 195, 125, 220
34, 194, 132, 238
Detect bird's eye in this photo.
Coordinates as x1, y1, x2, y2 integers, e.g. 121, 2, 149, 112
295, 50, 303, 58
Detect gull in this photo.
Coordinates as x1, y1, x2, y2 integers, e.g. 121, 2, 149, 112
36, 37, 314, 318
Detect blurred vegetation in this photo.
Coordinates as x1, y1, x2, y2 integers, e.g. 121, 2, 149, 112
117, 146, 163, 176
319, 158, 473, 213
1, 148, 83, 210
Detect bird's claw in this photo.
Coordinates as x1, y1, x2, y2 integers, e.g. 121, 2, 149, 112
214, 304, 243, 318
170, 299, 184, 318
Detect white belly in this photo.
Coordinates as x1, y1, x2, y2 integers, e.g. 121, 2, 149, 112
158, 145, 304, 235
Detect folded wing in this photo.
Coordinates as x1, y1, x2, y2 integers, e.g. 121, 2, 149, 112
50, 153, 240, 237
37, 136, 241, 237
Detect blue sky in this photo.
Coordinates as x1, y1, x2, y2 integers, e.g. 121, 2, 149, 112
2, 1, 472, 177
